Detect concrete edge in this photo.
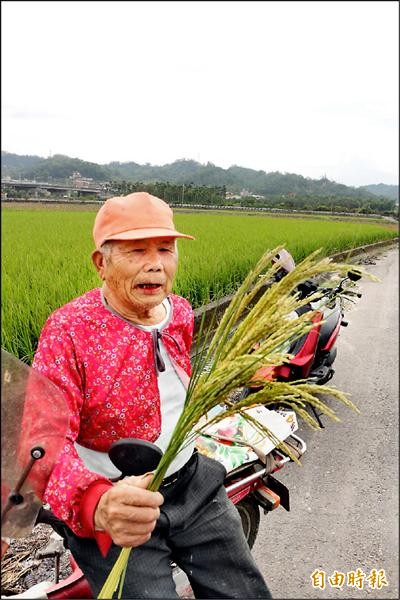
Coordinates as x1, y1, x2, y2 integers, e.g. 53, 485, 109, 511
192, 237, 398, 337
328, 237, 399, 262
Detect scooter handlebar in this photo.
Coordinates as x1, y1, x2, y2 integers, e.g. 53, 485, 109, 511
289, 433, 307, 455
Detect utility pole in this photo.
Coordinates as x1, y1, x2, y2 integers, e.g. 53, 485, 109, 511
181, 183, 185, 204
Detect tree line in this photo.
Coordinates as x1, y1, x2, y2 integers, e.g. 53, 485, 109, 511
238, 193, 396, 215
106, 181, 227, 205
106, 181, 396, 215
3, 179, 397, 215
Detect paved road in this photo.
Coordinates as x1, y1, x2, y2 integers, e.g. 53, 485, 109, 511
252, 245, 399, 600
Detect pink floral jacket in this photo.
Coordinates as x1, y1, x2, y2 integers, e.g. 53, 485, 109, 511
32, 289, 194, 537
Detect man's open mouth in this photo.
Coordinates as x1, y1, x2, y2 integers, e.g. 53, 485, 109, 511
137, 283, 162, 289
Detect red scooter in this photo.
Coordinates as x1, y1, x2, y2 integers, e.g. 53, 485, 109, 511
239, 249, 363, 427
1, 350, 306, 599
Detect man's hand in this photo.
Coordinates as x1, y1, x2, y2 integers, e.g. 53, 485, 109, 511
94, 474, 163, 548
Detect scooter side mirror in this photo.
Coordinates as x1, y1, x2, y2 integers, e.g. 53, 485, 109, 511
296, 279, 318, 299
108, 438, 163, 477
347, 270, 362, 282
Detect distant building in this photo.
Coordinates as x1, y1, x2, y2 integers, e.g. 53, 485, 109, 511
69, 171, 94, 188
225, 191, 242, 200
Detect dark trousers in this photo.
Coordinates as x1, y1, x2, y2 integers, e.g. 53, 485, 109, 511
62, 453, 272, 599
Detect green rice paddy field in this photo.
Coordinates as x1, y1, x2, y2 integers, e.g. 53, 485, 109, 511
2, 205, 397, 363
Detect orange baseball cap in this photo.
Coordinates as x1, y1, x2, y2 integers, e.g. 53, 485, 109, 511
93, 192, 195, 249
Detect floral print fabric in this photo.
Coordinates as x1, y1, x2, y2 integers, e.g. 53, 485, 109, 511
32, 288, 194, 536
196, 407, 298, 472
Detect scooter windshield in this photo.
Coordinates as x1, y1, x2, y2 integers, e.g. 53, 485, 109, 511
273, 249, 296, 274
1, 350, 69, 539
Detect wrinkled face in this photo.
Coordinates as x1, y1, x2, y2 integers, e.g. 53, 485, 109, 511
92, 238, 178, 317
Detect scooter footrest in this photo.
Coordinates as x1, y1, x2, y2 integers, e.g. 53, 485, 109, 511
309, 365, 334, 383
263, 475, 290, 511
309, 365, 330, 378
253, 485, 280, 511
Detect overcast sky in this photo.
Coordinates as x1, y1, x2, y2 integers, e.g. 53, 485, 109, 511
2, 1, 398, 187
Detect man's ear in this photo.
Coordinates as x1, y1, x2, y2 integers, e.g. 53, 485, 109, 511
92, 250, 106, 279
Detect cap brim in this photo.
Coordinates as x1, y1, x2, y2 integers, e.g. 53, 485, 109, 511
100, 228, 195, 248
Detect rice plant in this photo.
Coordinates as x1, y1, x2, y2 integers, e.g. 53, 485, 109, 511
98, 246, 376, 598
2, 208, 395, 363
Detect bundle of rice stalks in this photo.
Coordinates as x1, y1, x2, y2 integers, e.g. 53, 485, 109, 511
98, 246, 374, 598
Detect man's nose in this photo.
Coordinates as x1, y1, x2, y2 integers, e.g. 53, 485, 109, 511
144, 251, 163, 271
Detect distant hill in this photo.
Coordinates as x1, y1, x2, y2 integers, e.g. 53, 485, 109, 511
1, 151, 44, 171
1, 152, 111, 181
360, 183, 398, 202
1, 151, 398, 201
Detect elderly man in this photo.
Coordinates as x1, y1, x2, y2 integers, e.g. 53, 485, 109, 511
33, 192, 271, 598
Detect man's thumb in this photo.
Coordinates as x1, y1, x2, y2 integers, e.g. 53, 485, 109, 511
122, 472, 154, 489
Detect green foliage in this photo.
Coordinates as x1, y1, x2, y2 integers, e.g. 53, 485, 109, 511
237, 193, 397, 215
106, 180, 226, 205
